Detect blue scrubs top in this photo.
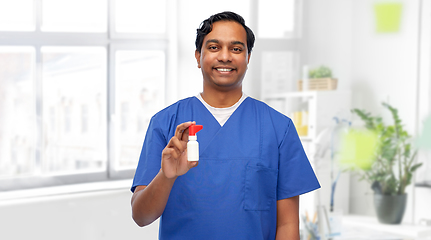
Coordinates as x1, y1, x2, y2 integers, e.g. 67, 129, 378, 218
132, 96, 320, 240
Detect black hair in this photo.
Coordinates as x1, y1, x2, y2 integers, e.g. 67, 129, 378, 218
195, 11, 255, 54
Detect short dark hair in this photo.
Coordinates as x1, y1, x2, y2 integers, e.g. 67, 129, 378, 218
195, 11, 255, 54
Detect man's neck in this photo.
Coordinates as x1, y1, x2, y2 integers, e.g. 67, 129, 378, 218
200, 87, 243, 108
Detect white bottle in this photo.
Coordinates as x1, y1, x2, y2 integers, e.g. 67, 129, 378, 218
187, 124, 203, 161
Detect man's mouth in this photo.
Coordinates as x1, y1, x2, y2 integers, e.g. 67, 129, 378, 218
215, 68, 234, 72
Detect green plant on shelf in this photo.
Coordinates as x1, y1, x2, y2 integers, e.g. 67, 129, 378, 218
308, 65, 332, 78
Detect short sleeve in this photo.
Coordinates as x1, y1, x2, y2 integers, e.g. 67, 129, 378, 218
131, 116, 168, 192
277, 119, 320, 200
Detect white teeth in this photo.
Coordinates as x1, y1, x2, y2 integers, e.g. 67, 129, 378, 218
217, 68, 232, 72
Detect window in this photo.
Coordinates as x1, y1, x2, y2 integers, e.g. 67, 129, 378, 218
256, 0, 302, 97
257, 0, 297, 38
0, 0, 35, 31
41, 0, 107, 32
0, 47, 35, 177
0, 0, 169, 190
114, 50, 165, 170
41, 46, 107, 174
114, 0, 166, 34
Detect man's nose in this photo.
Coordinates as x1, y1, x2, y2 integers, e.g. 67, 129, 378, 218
217, 48, 232, 62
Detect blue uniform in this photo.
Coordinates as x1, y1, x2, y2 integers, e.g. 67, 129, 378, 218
132, 96, 320, 240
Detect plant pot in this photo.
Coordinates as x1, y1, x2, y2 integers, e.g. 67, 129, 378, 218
374, 193, 407, 224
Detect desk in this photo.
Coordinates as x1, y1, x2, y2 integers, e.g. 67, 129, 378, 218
334, 215, 431, 240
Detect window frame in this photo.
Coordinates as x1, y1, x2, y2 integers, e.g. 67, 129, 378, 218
256, 0, 302, 39
0, 0, 171, 191
107, 42, 168, 180
251, 0, 303, 99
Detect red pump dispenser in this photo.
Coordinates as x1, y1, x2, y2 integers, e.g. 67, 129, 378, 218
189, 124, 203, 136
187, 124, 203, 161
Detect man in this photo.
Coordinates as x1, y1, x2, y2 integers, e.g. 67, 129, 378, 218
131, 11, 320, 239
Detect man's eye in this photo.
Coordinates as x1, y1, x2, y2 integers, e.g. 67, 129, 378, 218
209, 46, 218, 50
233, 47, 242, 52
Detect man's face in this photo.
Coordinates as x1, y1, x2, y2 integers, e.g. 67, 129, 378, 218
195, 20, 251, 92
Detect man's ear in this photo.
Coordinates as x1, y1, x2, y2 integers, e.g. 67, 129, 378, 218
195, 50, 201, 68
247, 53, 251, 64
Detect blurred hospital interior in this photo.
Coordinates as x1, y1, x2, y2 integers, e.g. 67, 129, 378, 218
0, 0, 431, 239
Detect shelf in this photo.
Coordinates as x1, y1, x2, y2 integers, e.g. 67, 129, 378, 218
336, 215, 431, 239
300, 136, 313, 142
264, 90, 343, 100
265, 91, 316, 99
415, 182, 431, 188
264, 90, 351, 142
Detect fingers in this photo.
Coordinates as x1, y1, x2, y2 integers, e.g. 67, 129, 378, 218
165, 120, 196, 160
165, 136, 186, 159
175, 121, 196, 140
162, 146, 179, 161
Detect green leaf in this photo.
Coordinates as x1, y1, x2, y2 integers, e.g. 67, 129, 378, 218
410, 163, 423, 172
308, 66, 332, 78
349, 102, 418, 195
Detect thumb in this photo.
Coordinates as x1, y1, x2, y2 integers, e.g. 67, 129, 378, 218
189, 161, 199, 168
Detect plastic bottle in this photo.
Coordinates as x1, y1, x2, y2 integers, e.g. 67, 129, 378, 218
187, 124, 203, 161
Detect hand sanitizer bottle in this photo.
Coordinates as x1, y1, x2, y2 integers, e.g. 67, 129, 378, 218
187, 124, 203, 161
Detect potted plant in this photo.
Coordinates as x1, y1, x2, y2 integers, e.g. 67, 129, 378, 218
308, 65, 333, 79
344, 102, 422, 224
298, 65, 338, 91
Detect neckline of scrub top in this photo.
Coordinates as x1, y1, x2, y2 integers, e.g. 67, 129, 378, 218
194, 94, 249, 128
192, 97, 259, 159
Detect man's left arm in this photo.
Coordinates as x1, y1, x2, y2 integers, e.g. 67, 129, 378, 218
276, 195, 300, 240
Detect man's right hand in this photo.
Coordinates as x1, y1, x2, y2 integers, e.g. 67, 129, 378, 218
132, 121, 200, 227
161, 121, 199, 179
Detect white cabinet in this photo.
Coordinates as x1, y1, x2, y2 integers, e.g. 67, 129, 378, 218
264, 90, 352, 220
264, 90, 351, 142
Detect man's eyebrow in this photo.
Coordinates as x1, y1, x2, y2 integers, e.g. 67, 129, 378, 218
204, 39, 246, 48
204, 39, 219, 45
231, 41, 246, 47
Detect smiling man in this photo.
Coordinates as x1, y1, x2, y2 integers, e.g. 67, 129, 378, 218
196, 20, 250, 105
131, 11, 320, 240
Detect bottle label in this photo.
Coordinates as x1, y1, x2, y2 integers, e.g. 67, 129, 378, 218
187, 141, 199, 161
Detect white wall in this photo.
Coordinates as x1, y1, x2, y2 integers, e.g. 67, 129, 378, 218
0, 188, 159, 240
304, 0, 431, 224
351, 0, 419, 127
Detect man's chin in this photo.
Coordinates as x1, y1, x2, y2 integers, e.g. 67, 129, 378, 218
211, 81, 243, 92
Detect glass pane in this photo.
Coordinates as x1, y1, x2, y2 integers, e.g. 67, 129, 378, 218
42, 47, 107, 174
178, 0, 251, 25
114, 0, 166, 34
41, 0, 107, 32
0, 47, 35, 177
115, 50, 165, 169
261, 51, 299, 94
0, 0, 35, 31
258, 0, 295, 38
